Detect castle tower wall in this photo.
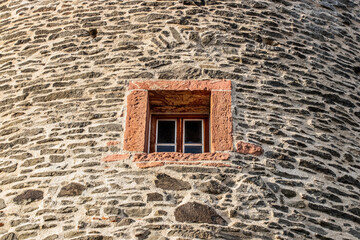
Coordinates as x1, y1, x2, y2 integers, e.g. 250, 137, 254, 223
0, 0, 360, 239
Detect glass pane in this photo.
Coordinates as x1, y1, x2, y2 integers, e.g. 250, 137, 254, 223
184, 145, 202, 153
157, 145, 175, 152
157, 120, 175, 144
184, 120, 202, 144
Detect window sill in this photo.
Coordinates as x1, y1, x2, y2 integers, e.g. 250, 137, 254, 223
133, 152, 230, 168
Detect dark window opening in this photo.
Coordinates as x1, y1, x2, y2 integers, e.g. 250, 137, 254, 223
150, 115, 209, 153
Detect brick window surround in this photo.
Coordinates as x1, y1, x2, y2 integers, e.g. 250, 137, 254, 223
124, 80, 233, 153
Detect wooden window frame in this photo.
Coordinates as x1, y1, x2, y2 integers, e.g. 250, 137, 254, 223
149, 114, 209, 153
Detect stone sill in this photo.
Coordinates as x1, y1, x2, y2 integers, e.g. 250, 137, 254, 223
102, 141, 263, 168
133, 152, 230, 162
134, 152, 231, 169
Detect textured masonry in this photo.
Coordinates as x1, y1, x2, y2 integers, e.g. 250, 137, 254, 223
0, 0, 360, 239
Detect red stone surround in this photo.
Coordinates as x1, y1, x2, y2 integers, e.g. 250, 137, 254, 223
128, 80, 231, 91
236, 141, 263, 156
124, 80, 233, 154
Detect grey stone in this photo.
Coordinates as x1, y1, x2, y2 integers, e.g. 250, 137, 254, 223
198, 180, 231, 195
281, 189, 297, 198
13, 190, 43, 205
0, 233, 17, 240
0, 199, 5, 210
58, 182, 85, 197
104, 207, 121, 215
42, 234, 58, 240
89, 124, 122, 133
174, 202, 227, 225
124, 208, 152, 218
155, 174, 191, 191
147, 193, 163, 201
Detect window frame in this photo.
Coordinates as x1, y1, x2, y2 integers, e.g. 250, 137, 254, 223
149, 114, 209, 153
155, 119, 177, 152
183, 119, 204, 153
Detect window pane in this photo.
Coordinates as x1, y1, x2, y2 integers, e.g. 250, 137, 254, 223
157, 145, 175, 152
184, 145, 202, 153
157, 120, 175, 144
184, 120, 202, 144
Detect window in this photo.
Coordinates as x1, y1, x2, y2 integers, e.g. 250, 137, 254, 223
150, 115, 209, 153
124, 80, 233, 153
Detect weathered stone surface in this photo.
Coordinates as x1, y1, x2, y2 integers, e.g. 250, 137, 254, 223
71, 236, 113, 240
123, 90, 149, 152
13, 190, 43, 205
58, 183, 85, 197
0, 233, 17, 240
0, 199, 6, 210
211, 91, 233, 152
102, 154, 130, 162
198, 180, 231, 195
89, 124, 122, 133
129, 80, 231, 91
124, 208, 152, 218
281, 189, 297, 198
1, 0, 360, 239
155, 173, 191, 191
134, 152, 229, 162
236, 141, 263, 156
174, 202, 227, 225
147, 193, 163, 201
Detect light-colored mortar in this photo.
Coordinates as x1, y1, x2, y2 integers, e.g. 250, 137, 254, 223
0, 0, 360, 239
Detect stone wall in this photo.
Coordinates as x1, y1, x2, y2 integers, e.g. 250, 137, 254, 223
0, 0, 360, 239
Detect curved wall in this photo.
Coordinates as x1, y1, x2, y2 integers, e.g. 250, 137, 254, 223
0, 0, 360, 239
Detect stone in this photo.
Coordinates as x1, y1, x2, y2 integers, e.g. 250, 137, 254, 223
58, 183, 85, 197
104, 207, 121, 215
338, 175, 360, 189
147, 193, 163, 201
136, 162, 165, 168
123, 90, 149, 152
89, 124, 122, 133
33, 89, 83, 102
174, 202, 227, 225
129, 80, 231, 91
155, 173, 191, 191
211, 91, 233, 152
102, 154, 130, 162
43, 235, 58, 240
13, 190, 43, 205
197, 180, 231, 195
15, 224, 39, 231
118, 218, 135, 226
124, 208, 152, 218
0, 163, 17, 173
133, 152, 229, 162
70, 236, 113, 240
0, 199, 6, 210
236, 141, 263, 156
0, 233, 17, 240
281, 189, 297, 198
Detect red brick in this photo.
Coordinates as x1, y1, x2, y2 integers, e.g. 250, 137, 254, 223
123, 90, 149, 152
102, 154, 130, 162
129, 80, 231, 91
133, 152, 230, 162
211, 91, 233, 152
236, 141, 263, 156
